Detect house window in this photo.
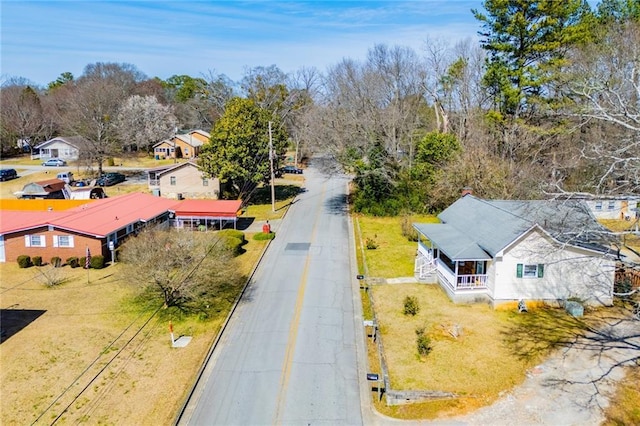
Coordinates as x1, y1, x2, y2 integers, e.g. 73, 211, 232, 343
25, 235, 46, 247
595, 201, 602, 211
126, 224, 134, 233
170, 176, 176, 186
202, 178, 209, 186
608, 201, 615, 210
53, 235, 74, 248
516, 263, 544, 278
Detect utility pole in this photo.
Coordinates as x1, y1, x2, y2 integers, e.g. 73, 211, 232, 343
269, 121, 275, 212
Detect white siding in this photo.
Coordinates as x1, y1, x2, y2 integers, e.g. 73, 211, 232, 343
495, 229, 614, 305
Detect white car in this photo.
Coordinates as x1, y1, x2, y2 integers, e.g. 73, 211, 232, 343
42, 158, 67, 167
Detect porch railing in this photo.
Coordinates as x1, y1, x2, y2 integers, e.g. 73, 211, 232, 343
436, 263, 488, 292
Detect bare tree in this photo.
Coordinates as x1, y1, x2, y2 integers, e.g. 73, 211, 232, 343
562, 21, 640, 194
119, 228, 242, 312
0, 78, 51, 153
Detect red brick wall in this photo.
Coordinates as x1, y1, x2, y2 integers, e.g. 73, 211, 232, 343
4, 227, 106, 264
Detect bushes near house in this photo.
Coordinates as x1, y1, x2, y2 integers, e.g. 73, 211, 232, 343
415, 326, 432, 357
403, 295, 420, 316
217, 230, 247, 256
32, 256, 43, 267
218, 229, 247, 243
17, 255, 31, 268
66, 257, 79, 268
51, 256, 62, 268
365, 237, 379, 250
90, 255, 105, 269
401, 215, 419, 242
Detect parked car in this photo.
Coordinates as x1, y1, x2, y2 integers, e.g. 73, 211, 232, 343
56, 171, 74, 184
96, 172, 126, 186
281, 165, 303, 174
42, 158, 67, 167
0, 168, 18, 181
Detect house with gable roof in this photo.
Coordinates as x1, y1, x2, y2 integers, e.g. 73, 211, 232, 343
146, 161, 220, 199
413, 194, 617, 307
153, 130, 210, 160
34, 136, 84, 161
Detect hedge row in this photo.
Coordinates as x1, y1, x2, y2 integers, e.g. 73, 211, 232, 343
17, 255, 105, 269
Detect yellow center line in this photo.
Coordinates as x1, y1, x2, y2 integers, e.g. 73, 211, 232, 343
273, 181, 326, 425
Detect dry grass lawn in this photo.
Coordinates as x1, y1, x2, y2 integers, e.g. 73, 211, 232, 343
368, 284, 547, 420
0, 236, 268, 425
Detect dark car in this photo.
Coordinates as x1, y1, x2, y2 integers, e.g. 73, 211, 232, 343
0, 168, 18, 181
96, 172, 126, 186
281, 165, 303, 174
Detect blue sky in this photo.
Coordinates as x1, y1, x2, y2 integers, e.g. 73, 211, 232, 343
1, 1, 483, 87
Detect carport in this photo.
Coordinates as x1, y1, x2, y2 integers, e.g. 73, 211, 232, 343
171, 199, 242, 230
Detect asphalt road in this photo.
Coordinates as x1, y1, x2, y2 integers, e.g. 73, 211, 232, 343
180, 159, 364, 425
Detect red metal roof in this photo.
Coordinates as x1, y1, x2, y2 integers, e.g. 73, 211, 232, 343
173, 199, 242, 218
1, 193, 242, 238
56, 193, 180, 237
0, 210, 70, 233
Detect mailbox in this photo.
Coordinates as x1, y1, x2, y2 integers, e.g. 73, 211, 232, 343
366, 373, 379, 381
356, 274, 365, 280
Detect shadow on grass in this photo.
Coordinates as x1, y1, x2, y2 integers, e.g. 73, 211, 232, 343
247, 185, 303, 205
0, 308, 47, 343
501, 307, 587, 362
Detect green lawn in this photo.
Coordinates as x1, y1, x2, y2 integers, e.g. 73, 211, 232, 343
356, 214, 439, 278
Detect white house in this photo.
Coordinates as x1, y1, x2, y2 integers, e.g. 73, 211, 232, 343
583, 196, 640, 220
34, 136, 84, 161
414, 195, 617, 307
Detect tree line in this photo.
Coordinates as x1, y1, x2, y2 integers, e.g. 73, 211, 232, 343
1, 0, 639, 212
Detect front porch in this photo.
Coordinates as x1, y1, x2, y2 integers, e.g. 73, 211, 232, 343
415, 242, 489, 293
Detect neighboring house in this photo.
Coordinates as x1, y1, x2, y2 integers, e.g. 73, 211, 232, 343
0, 192, 243, 263
583, 196, 640, 220
153, 130, 210, 160
33, 136, 84, 161
0, 192, 178, 263
172, 199, 242, 230
413, 194, 617, 307
14, 179, 107, 200
147, 161, 220, 199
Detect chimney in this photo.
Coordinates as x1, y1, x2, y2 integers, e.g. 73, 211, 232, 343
461, 187, 473, 197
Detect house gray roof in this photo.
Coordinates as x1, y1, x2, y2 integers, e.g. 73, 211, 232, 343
414, 195, 615, 260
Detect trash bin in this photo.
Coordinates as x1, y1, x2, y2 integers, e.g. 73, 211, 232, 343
155, 155, 160, 160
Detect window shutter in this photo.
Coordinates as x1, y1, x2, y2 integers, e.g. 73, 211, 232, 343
25, 235, 31, 247
516, 263, 523, 278
537, 264, 544, 278
53, 236, 59, 247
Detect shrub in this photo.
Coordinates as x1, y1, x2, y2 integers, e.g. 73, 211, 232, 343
66, 257, 79, 268
107, 157, 115, 166
253, 232, 275, 241
218, 229, 246, 243
32, 256, 43, 267
17, 255, 31, 268
416, 327, 432, 356
403, 295, 420, 316
90, 255, 105, 269
51, 256, 62, 268
365, 237, 378, 250
401, 215, 419, 242
79, 256, 86, 268
218, 235, 243, 256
